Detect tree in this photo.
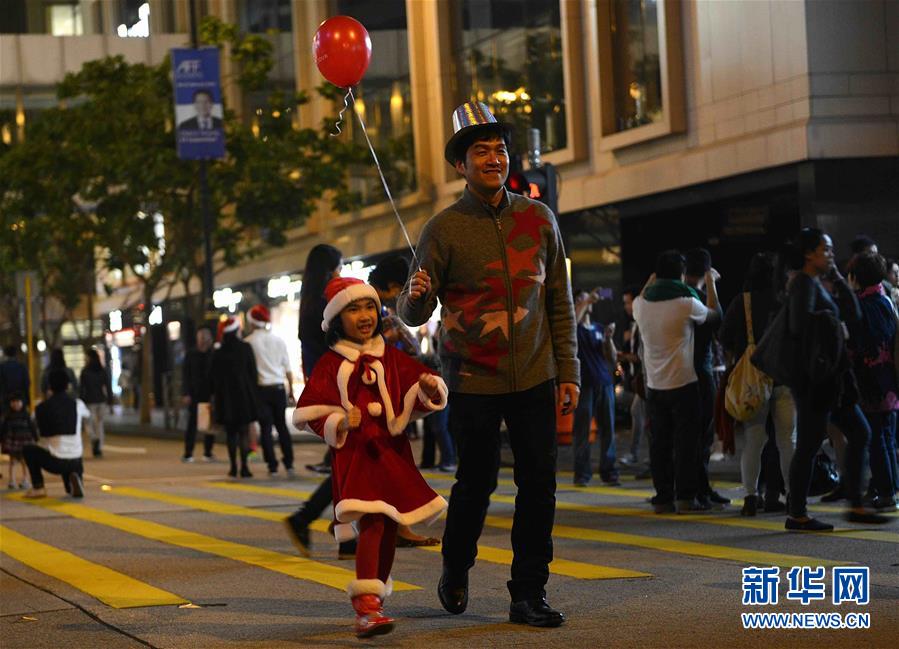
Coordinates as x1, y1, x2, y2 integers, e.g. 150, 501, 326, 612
0, 19, 367, 421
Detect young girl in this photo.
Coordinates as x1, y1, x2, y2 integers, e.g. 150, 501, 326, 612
2, 392, 38, 489
293, 277, 448, 638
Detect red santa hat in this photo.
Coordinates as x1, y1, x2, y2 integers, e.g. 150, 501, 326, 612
247, 304, 270, 328
216, 315, 240, 342
321, 277, 381, 331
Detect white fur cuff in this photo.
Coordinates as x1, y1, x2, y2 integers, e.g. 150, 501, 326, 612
418, 376, 448, 410
347, 579, 386, 599
323, 413, 348, 449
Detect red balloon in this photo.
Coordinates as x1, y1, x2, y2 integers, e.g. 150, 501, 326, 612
313, 16, 372, 88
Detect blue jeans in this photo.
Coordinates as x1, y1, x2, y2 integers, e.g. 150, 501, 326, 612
865, 411, 897, 498
572, 383, 616, 483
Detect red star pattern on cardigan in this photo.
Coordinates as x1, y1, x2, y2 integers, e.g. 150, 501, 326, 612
486, 244, 539, 278
506, 204, 549, 246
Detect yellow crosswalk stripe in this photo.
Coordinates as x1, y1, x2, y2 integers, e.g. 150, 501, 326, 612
6, 493, 417, 593
203, 482, 649, 581
482, 516, 839, 568
0, 524, 188, 608
425, 471, 871, 517
466, 491, 899, 544
206, 482, 853, 567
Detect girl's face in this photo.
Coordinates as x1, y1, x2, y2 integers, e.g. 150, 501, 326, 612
9, 399, 23, 412
340, 298, 378, 344
805, 234, 834, 275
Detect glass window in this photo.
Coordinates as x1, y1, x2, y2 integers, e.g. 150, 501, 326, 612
238, 0, 292, 33
450, 0, 567, 153
335, 0, 416, 206
48, 3, 84, 36
608, 0, 662, 133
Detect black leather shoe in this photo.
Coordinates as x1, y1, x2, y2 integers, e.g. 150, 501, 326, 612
509, 597, 565, 627
437, 567, 468, 614
283, 512, 310, 557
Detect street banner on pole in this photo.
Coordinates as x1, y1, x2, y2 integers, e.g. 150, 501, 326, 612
172, 48, 226, 160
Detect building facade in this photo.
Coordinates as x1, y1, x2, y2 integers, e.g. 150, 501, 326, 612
3, 0, 897, 335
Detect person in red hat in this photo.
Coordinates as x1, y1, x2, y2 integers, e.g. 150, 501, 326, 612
245, 304, 297, 478
293, 276, 448, 638
210, 316, 259, 478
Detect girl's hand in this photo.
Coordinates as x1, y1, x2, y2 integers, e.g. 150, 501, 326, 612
418, 373, 439, 398
345, 407, 362, 429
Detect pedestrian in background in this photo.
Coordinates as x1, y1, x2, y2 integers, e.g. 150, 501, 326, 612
23, 369, 87, 499
846, 252, 898, 511
619, 286, 650, 473
246, 304, 297, 478
181, 326, 215, 463
684, 248, 729, 508
79, 349, 112, 458
720, 253, 795, 516
0, 344, 30, 415
633, 250, 721, 514
571, 288, 618, 487
784, 228, 890, 530
2, 391, 37, 489
210, 317, 259, 479
40, 348, 77, 399
298, 243, 343, 475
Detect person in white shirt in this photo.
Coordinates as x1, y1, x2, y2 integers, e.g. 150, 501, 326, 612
23, 369, 89, 499
632, 250, 721, 514
245, 304, 297, 477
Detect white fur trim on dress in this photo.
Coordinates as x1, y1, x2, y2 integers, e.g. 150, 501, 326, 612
332, 336, 385, 362
323, 412, 348, 449
322, 285, 381, 331
335, 494, 448, 529
347, 578, 386, 599
334, 521, 358, 542
292, 404, 347, 441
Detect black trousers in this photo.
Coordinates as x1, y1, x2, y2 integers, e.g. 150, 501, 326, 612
294, 475, 333, 524
696, 371, 717, 497
23, 444, 83, 490
646, 382, 702, 503
256, 385, 293, 471
184, 401, 215, 458
225, 423, 250, 471
442, 380, 557, 602
789, 393, 870, 517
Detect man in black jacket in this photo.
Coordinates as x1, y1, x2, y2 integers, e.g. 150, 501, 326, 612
23, 369, 88, 498
181, 326, 215, 462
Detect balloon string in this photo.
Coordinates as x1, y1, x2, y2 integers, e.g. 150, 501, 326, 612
349, 88, 420, 269
330, 88, 352, 137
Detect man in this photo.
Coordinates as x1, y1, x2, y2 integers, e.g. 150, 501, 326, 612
22, 369, 88, 499
244, 305, 296, 477
0, 344, 30, 415
181, 326, 215, 462
684, 249, 729, 508
179, 89, 223, 131
398, 101, 579, 628
618, 286, 648, 470
632, 250, 721, 514
571, 289, 618, 487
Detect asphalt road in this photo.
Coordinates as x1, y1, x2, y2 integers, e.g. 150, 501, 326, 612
2, 434, 897, 649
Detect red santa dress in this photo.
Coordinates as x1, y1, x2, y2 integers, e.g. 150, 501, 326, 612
293, 335, 448, 542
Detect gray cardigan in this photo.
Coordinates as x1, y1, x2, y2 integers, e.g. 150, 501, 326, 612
398, 187, 579, 394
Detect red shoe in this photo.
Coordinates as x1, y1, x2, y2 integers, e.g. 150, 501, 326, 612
352, 594, 395, 638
